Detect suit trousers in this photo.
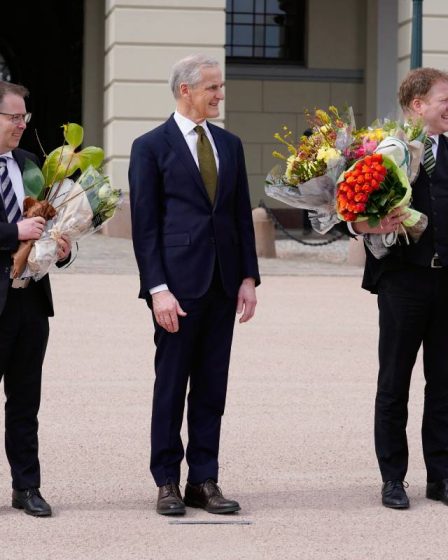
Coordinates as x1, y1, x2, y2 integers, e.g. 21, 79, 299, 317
150, 269, 237, 487
375, 265, 448, 482
0, 282, 49, 490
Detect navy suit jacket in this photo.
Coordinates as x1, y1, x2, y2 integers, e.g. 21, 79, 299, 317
0, 148, 54, 317
129, 115, 260, 301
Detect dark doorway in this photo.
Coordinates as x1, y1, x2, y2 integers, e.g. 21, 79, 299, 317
0, 1, 83, 159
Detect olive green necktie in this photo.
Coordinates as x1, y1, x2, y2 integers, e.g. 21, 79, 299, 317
194, 125, 217, 203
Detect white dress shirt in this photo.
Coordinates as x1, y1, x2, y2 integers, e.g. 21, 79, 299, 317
0, 151, 25, 212
149, 111, 220, 295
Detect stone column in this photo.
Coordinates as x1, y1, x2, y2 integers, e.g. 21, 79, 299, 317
398, 0, 448, 86
103, 0, 226, 237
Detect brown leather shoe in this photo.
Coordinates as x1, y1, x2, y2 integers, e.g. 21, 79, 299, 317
184, 479, 240, 514
156, 482, 185, 515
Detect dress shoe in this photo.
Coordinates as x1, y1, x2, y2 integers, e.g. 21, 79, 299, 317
12, 488, 52, 517
381, 480, 409, 509
184, 479, 240, 514
156, 482, 185, 515
426, 479, 448, 504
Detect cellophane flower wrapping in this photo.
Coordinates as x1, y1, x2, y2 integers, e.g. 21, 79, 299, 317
24, 166, 122, 280
265, 106, 355, 233
336, 151, 427, 259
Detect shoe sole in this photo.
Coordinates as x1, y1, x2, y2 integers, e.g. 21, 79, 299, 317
156, 508, 186, 516
12, 502, 52, 517
382, 501, 409, 509
184, 500, 240, 514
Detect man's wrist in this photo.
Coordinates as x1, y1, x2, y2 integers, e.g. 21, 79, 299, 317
149, 283, 169, 295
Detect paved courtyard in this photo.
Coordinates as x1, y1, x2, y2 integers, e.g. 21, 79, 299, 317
0, 234, 446, 559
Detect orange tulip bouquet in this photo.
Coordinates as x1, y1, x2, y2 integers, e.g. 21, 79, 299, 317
265, 108, 427, 258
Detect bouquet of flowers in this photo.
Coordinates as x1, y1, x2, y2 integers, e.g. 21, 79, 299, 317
265, 106, 427, 258
12, 123, 122, 280
265, 106, 355, 233
338, 120, 426, 258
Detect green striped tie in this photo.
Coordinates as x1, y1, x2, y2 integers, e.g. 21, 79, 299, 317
194, 125, 217, 203
423, 136, 436, 177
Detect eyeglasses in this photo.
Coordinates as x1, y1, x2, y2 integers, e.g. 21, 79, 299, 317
0, 112, 32, 124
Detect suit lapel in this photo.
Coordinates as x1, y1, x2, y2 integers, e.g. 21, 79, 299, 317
208, 124, 228, 205
12, 149, 26, 172
164, 116, 211, 204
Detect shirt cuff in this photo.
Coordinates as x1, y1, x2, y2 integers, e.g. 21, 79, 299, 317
149, 284, 169, 295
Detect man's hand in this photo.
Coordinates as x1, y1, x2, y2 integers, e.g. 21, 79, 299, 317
57, 234, 71, 261
352, 207, 410, 235
236, 278, 257, 324
152, 290, 187, 333
17, 217, 46, 240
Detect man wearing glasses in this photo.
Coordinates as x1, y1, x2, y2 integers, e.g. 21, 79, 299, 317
0, 81, 70, 517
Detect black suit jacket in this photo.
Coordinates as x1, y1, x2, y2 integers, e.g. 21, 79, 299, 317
362, 134, 448, 293
0, 148, 54, 317
129, 115, 260, 301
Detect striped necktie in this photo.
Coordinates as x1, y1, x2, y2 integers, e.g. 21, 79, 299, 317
0, 157, 21, 223
423, 136, 436, 177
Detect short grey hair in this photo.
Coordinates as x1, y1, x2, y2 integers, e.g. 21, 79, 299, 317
169, 54, 220, 99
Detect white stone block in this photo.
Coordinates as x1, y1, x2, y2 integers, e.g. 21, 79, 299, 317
106, 0, 225, 12
106, 8, 225, 48
105, 45, 225, 84
398, 0, 412, 22
105, 119, 165, 158
398, 22, 412, 59
105, 83, 174, 120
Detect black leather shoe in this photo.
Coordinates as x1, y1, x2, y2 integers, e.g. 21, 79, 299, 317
381, 480, 409, 509
12, 488, 52, 517
184, 479, 240, 514
156, 482, 185, 515
426, 479, 448, 504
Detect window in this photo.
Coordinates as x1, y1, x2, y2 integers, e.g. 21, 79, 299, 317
226, 0, 306, 63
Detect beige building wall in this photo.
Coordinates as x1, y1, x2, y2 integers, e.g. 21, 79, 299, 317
103, 0, 226, 235
225, 0, 367, 207
398, 0, 448, 86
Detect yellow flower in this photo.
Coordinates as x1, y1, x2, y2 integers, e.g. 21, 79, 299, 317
315, 109, 330, 124
285, 155, 296, 177
316, 147, 340, 164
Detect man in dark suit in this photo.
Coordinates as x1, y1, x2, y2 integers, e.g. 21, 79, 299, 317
0, 81, 70, 517
352, 68, 448, 509
129, 54, 260, 516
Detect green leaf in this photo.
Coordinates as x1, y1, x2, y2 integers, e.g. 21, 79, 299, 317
42, 146, 78, 186
77, 146, 104, 171
22, 158, 45, 199
63, 123, 84, 149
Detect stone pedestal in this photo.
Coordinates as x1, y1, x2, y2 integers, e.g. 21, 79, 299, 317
252, 207, 276, 258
